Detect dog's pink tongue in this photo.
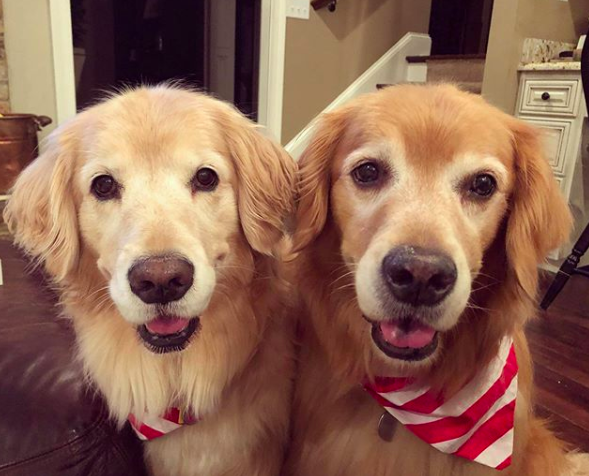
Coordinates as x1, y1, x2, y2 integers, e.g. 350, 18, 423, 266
145, 317, 190, 336
379, 321, 436, 349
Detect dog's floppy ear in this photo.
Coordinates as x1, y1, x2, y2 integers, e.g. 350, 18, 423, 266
219, 106, 296, 255
3, 124, 79, 282
292, 108, 350, 252
504, 118, 572, 302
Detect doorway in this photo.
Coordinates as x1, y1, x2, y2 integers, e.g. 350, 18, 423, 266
72, 0, 260, 119
428, 0, 495, 55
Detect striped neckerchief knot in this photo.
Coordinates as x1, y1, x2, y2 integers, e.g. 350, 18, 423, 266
128, 407, 199, 440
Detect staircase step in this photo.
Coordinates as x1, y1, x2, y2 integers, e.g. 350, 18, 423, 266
426, 58, 485, 84
376, 82, 481, 94
406, 54, 486, 63
454, 81, 483, 94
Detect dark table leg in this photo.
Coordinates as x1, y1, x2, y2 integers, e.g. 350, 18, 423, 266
541, 222, 589, 310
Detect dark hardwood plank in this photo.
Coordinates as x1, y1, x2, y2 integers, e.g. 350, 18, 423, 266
527, 324, 589, 364
536, 405, 589, 453
526, 274, 589, 453
529, 341, 589, 388
533, 366, 589, 431
528, 315, 589, 352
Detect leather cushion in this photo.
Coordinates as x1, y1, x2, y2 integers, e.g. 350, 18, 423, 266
0, 240, 147, 476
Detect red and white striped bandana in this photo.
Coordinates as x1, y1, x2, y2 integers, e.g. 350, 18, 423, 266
364, 338, 517, 470
128, 408, 198, 440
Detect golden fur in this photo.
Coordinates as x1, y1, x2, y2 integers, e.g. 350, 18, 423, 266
285, 84, 589, 476
4, 86, 296, 476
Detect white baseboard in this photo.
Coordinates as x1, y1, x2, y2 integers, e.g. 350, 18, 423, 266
285, 32, 432, 160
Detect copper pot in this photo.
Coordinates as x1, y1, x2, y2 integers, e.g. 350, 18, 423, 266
0, 114, 52, 194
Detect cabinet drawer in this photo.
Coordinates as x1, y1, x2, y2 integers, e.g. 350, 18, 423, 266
519, 79, 580, 117
522, 117, 572, 174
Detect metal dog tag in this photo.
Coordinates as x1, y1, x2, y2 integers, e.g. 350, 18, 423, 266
377, 411, 396, 442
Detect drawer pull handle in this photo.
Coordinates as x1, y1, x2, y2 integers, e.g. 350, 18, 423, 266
541, 92, 551, 101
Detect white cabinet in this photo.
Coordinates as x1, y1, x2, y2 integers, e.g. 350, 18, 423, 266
516, 71, 587, 204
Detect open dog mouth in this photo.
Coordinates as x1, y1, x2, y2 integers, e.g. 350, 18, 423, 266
137, 316, 200, 354
365, 316, 439, 361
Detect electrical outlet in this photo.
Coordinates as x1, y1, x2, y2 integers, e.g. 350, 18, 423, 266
286, 0, 310, 19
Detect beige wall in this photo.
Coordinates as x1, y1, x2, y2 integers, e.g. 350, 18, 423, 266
0, 2, 9, 113
483, 0, 589, 113
3, 0, 57, 137
282, 0, 432, 143
3, 0, 76, 139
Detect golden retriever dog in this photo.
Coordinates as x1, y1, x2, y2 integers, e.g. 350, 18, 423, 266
285, 84, 589, 476
4, 86, 296, 476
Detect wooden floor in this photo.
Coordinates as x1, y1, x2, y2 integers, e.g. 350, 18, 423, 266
528, 273, 589, 452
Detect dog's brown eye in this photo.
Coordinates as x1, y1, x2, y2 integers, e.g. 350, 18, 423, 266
91, 174, 120, 200
470, 174, 496, 197
192, 167, 219, 192
352, 162, 381, 186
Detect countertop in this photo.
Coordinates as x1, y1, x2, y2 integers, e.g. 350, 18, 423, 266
518, 61, 581, 71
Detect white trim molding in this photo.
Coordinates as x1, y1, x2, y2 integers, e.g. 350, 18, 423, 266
257, 0, 287, 143
48, 0, 77, 125
285, 32, 432, 160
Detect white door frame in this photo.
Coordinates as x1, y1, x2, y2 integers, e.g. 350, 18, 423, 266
257, 0, 287, 143
40, 0, 286, 139
48, 0, 77, 125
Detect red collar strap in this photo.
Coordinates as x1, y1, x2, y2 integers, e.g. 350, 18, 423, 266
128, 407, 199, 440
364, 338, 518, 470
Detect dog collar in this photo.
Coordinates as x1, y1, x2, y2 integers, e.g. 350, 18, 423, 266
364, 337, 517, 470
128, 407, 199, 440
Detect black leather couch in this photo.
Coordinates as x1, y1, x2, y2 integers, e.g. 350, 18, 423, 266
0, 239, 148, 476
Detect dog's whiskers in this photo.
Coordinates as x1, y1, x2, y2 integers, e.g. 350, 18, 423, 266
333, 282, 358, 294
471, 284, 497, 295
86, 285, 111, 301
329, 270, 356, 289
465, 301, 492, 313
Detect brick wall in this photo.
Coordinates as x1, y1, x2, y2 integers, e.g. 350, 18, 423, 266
0, 2, 10, 113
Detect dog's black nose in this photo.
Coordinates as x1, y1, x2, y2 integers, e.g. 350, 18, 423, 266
128, 256, 194, 304
382, 246, 457, 306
